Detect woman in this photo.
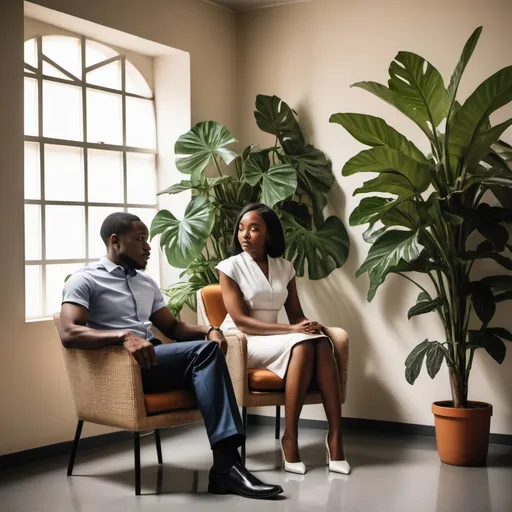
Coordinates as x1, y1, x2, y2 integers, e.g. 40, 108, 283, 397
216, 203, 350, 475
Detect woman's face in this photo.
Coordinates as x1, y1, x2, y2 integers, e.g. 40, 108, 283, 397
238, 210, 268, 256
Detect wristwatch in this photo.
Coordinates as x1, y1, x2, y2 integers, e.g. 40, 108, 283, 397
206, 325, 223, 339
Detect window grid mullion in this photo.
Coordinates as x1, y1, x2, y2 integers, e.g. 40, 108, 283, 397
122, 56, 128, 212
81, 36, 90, 265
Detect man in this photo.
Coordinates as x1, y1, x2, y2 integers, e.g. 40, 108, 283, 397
60, 212, 283, 499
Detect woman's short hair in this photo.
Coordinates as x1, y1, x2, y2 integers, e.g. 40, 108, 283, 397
100, 212, 141, 246
232, 203, 286, 257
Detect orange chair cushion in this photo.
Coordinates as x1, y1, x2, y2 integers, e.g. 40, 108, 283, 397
144, 390, 196, 415
201, 285, 227, 328
248, 369, 285, 391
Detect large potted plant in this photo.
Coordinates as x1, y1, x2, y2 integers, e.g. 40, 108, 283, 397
151, 95, 350, 315
331, 27, 512, 466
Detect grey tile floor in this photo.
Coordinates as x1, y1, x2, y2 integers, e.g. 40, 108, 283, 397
1, 424, 511, 512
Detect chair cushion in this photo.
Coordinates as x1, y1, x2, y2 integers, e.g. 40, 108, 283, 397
201, 285, 227, 328
144, 390, 196, 415
248, 369, 285, 391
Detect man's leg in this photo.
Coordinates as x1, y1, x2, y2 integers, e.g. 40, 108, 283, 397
142, 340, 283, 499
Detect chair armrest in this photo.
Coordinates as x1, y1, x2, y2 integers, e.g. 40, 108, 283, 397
323, 326, 349, 404
60, 345, 148, 431
224, 330, 249, 404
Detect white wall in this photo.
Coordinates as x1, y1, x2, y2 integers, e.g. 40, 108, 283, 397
236, 0, 512, 434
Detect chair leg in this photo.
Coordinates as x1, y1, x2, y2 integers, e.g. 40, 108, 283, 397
154, 429, 163, 464
134, 432, 141, 496
275, 406, 281, 440
67, 420, 84, 476
241, 407, 248, 465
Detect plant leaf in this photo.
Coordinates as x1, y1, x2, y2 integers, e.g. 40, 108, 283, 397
472, 330, 507, 364
470, 281, 496, 326
480, 275, 512, 302
343, 147, 432, 193
150, 196, 215, 268
329, 113, 428, 162
405, 340, 431, 385
425, 342, 445, 379
163, 281, 204, 317
158, 180, 193, 195
388, 51, 450, 128
174, 121, 238, 175
282, 213, 350, 280
408, 294, 443, 320
486, 327, 512, 342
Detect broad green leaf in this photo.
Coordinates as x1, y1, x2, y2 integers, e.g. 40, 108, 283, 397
354, 173, 419, 198
486, 327, 512, 342
480, 275, 512, 302
343, 147, 432, 193
425, 342, 446, 379
470, 281, 496, 326
408, 294, 443, 320
477, 222, 509, 252
254, 95, 305, 154
405, 340, 431, 385
448, 66, 512, 170
381, 199, 422, 230
352, 81, 434, 139
472, 330, 507, 364
363, 225, 389, 244
329, 113, 428, 163
282, 214, 350, 280
244, 151, 297, 207
357, 230, 423, 302
158, 180, 193, 195
388, 52, 450, 128
150, 196, 215, 268
489, 185, 512, 209
447, 27, 482, 104
349, 197, 392, 226
174, 121, 238, 175
163, 281, 204, 317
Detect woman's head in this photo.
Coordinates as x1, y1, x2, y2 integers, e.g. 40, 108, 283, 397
232, 203, 286, 258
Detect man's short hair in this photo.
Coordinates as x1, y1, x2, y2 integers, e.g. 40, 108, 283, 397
100, 212, 141, 246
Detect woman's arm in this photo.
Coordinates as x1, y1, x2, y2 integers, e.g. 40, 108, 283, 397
284, 277, 324, 332
219, 272, 304, 335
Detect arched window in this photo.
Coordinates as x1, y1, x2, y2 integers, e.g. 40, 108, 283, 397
24, 35, 159, 319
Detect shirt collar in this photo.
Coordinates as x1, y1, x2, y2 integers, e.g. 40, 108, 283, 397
99, 257, 136, 277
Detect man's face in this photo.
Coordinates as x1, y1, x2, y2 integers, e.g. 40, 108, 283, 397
114, 221, 151, 270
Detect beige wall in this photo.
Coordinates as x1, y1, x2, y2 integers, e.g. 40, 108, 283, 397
0, 0, 236, 455
237, 0, 512, 434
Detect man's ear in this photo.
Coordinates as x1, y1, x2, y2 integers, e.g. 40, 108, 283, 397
110, 234, 120, 248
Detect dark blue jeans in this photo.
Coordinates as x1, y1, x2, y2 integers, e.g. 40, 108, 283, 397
141, 340, 244, 447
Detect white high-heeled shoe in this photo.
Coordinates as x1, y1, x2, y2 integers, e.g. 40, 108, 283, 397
281, 439, 306, 475
325, 435, 351, 474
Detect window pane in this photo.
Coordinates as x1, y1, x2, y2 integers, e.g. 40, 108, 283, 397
126, 97, 156, 149
46, 263, 85, 316
42, 60, 73, 81
24, 77, 38, 136
128, 207, 160, 283
127, 153, 156, 204
42, 36, 81, 79
87, 60, 121, 90
86, 40, 118, 68
25, 142, 40, 200
88, 149, 124, 203
88, 206, 120, 259
45, 205, 85, 259
87, 89, 122, 145
24, 38, 37, 68
125, 61, 152, 98
25, 205, 41, 260
45, 145, 84, 201
25, 265, 43, 319
43, 81, 82, 141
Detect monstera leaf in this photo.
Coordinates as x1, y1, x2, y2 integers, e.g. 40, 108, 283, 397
244, 151, 297, 207
150, 196, 215, 268
174, 121, 238, 176
282, 213, 350, 280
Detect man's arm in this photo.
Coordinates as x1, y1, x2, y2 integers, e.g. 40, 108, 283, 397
59, 302, 157, 369
150, 307, 210, 341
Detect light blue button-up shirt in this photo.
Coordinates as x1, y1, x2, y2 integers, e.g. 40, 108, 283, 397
62, 257, 167, 340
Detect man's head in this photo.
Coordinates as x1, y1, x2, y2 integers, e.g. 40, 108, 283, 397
100, 212, 151, 270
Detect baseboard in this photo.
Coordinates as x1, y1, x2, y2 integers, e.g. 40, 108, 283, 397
247, 414, 512, 446
0, 430, 133, 472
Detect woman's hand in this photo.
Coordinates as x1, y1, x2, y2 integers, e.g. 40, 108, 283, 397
290, 319, 324, 334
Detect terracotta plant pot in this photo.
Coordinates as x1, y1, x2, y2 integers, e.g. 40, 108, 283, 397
432, 401, 493, 466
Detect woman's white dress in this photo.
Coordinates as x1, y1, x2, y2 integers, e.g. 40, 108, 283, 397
216, 251, 327, 379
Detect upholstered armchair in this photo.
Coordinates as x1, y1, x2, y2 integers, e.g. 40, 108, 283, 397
196, 285, 349, 463
53, 314, 202, 495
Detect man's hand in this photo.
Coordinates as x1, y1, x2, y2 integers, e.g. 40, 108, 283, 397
207, 329, 227, 355
121, 332, 157, 369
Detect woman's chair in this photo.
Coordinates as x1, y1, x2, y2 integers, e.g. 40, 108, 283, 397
196, 285, 349, 463
53, 314, 202, 495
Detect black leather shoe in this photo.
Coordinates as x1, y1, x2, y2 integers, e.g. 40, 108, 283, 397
208, 462, 283, 499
